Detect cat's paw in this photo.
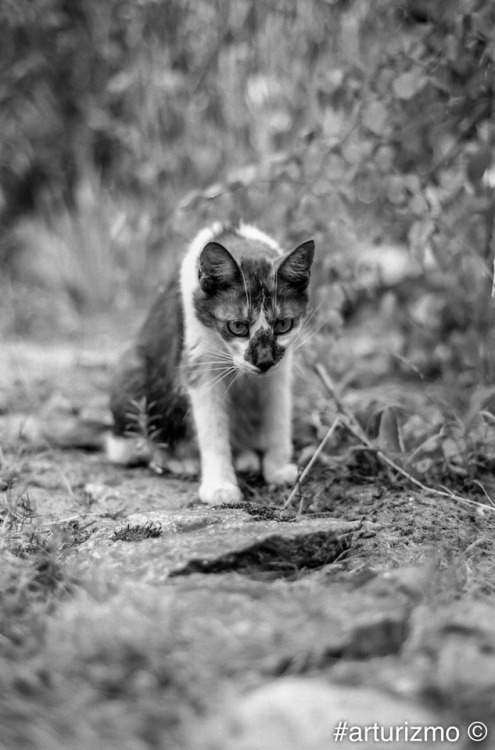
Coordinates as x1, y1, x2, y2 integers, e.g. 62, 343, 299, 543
199, 481, 243, 505
263, 461, 299, 486
149, 447, 169, 474
166, 457, 200, 477
235, 450, 261, 475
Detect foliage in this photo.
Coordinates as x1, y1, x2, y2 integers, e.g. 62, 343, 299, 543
0, 0, 494, 375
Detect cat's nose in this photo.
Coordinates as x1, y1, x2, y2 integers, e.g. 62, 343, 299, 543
257, 357, 274, 373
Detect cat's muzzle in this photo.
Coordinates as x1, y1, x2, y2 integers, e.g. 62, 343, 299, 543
256, 357, 275, 373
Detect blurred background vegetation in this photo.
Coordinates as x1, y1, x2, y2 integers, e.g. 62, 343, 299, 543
0, 0, 494, 384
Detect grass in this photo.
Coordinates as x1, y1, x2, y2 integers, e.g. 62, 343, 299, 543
0, 174, 163, 339
3, 545, 495, 749
2, 452, 495, 747
0, 488, 70, 651
0, 487, 195, 750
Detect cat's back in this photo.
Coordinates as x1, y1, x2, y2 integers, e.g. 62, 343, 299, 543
109, 263, 187, 442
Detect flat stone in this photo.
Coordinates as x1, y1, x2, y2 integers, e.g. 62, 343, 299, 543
407, 600, 495, 714
341, 608, 409, 658
63, 508, 360, 584
436, 636, 495, 700
408, 600, 495, 651
202, 677, 454, 750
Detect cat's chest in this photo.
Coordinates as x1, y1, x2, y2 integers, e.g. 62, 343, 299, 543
228, 373, 270, 451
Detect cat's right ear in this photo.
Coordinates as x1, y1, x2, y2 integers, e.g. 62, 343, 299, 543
198, 241, 241, 293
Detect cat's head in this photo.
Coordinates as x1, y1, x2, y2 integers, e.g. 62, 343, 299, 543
194, 238, 315, 374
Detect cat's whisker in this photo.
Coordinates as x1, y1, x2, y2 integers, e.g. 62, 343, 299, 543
291, 317, 328, 352
184, 370, 237, 380
201, 374, 230, 393
235, 360, 259, 375
200, 340, 229, 353
307, 311, 330, 333
289, 329, 309, 351
194, 341, 231, 357
293, 331, 323, 353
203, 363, 236, 382
292, 359, 308, 380
304, 299, 326, 325
199, 343, 234, 363
181, 357, 232, 367
289, 304, 327, 351
202, 366, 238, 392
180, 340, 235, 369
223, 369, 244, 399
180, 361, 234, 369
292, 332, 317, 352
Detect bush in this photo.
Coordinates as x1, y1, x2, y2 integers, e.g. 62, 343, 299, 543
1, 0, 494, 374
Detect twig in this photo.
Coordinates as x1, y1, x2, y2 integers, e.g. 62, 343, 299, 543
314, 363, 495, 515
284, 416, 341, 509
472, 479, 495, 508
45, 513, 102, 525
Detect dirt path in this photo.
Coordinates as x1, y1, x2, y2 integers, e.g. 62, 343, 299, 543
1, 326, 495, 749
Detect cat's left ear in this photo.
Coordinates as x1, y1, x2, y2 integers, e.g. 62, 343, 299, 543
276, 240, 315, 290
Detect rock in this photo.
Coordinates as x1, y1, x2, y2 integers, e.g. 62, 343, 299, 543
63, 509, 360, 584
342, 608, 409, 658
207, 678, 454, 750
436, 636, 495, 705
407, 600, 495, 714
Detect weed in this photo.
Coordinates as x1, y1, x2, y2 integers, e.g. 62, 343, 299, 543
0, 489, 72, 658
124, 397, 165, 449
112, 520, 163, 542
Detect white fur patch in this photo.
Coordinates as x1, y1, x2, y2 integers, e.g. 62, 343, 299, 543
235, 450, 261, 474
236, 223, 283, 254
250, 311, 269, 336
105, 433, 150, 465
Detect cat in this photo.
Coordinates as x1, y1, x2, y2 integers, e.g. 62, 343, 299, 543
106, 222, 315, 504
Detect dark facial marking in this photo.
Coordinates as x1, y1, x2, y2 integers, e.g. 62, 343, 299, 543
241, 257, 274, 300
194, 254, 275, 333
245, 329, 284, 373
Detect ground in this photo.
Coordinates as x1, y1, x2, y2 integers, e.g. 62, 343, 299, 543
1, 314, 495, 750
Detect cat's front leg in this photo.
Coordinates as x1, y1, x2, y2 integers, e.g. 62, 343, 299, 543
260, 355, 298, 486
188, 384, 242, 505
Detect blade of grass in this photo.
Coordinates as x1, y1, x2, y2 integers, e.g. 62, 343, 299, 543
284, 416, 341, 510
314, 362, 495, 515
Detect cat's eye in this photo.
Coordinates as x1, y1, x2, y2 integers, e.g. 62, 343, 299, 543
227, 320, 249, 337
274, 318, 293, 335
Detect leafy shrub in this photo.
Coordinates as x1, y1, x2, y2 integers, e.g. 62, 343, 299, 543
1, 0, 494, 376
